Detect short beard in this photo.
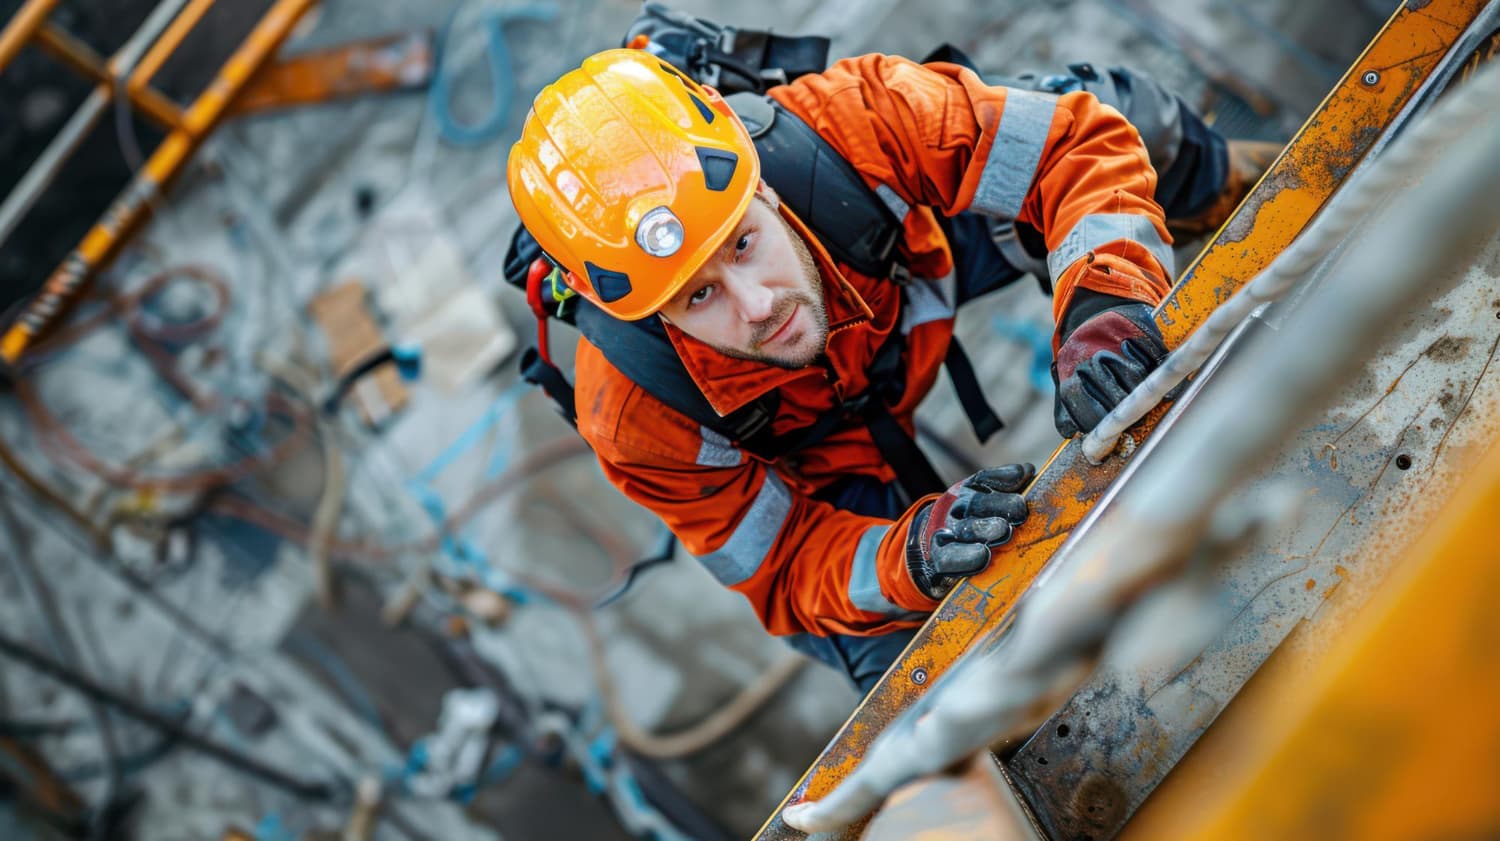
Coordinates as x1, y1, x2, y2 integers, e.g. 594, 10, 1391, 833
713, 212, 829, 370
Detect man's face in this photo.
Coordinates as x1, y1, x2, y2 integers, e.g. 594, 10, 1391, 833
658, 190, 828, 369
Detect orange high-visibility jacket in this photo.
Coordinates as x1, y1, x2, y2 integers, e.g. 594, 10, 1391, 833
573, 54, 1173, 638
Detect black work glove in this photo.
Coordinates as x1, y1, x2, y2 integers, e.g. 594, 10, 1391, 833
1051, 290, 1170, 438
905, 464, 1034, 600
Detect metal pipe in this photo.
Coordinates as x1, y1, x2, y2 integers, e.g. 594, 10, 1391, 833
34, 23, 184, 129
782, 59, 1500, 834
0, 0, 318, 364
0, 0, 61, 74
0, 0, 194, 248
0, 629, 337, 802
0, 496, 124, 828
127, 0, 216, 98
0, 93, 111, 248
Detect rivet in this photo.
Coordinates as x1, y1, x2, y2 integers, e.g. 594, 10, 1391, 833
911, 667, 928, 685
1361, 70, 1380, 86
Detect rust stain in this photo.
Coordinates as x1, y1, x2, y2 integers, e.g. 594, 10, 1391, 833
1306, 579, 1318, 591
1425, 336, 1472, 362
755, 3, 1492, 837
1324, 565, 1352, 600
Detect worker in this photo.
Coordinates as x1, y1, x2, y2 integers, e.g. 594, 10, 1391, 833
507, 47, 1262, 691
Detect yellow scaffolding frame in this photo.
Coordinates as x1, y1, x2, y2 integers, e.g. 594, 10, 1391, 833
0, 0, 318, 364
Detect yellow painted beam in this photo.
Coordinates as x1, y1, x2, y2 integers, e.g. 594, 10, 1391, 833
1142, 428, 1500, 840
755, 2, 1494, 837
0, 0, 319, 364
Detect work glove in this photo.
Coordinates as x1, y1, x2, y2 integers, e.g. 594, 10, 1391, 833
1052, 290, 1170, 438
905, 464, 1034, 600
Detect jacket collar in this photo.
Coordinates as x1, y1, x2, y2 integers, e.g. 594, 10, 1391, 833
661, 203, 877, 417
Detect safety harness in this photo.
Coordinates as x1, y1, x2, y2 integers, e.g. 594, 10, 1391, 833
505, 90, 1004, 502
504, 10, 1009, 501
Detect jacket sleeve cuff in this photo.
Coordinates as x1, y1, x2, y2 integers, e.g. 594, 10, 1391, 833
1051, 255, 1171, 352
880, 493, 944, 612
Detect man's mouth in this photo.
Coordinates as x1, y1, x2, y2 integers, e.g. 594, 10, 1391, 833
764, 304, 799, 346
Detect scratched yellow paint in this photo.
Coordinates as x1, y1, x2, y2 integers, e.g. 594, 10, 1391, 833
755, 2, 1492, 838
1127, 420, 1500, 841
0, 0, 318, 363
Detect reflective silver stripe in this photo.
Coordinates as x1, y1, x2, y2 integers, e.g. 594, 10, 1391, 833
1046, 212, 1175, 281
971, 89, 1057, 220
874, 183, 910, 223
696, 426, 740, 467
900, 270, 956, 334
991, 220, 1051, 279
847, 524, 911, 617
698, 470, 792, 586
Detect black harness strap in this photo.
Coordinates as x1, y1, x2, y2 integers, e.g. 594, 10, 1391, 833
944, 340, 1004, 444
573, 301, 778, 443
736, 327, 946, 501
727, 93, 904, 279
520, 348, 577, 425
864, 406, 945, 500
857, 329, 946, 499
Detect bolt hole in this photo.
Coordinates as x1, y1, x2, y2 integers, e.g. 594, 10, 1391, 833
1396, 454, 1413, 470
354, 185, 378, 218
1057, 724, 1071, 738
1037, 756, 1049, 765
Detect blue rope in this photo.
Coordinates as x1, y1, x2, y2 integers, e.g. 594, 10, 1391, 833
430, 3, 559, 146
405, 381, 534, 600
254, 813, 296, 841
991, 313, 1055, 393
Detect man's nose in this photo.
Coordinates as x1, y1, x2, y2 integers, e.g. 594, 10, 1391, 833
727, 273, 775, 323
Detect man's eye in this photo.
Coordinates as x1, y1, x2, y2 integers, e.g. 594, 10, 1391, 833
734, 231, 755, 258
688, 284, 714, 307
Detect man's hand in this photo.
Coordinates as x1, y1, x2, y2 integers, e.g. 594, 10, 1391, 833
906, 464, 1034, 600
1052, 291, 1169, 438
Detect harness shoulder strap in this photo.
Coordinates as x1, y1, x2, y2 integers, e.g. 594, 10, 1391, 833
727, 92, 904, 280
572, 302, 778, 446
521, 91, 1001, 492
570, 299, 946, 501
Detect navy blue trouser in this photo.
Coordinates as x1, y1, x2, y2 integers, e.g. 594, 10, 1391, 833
784, 477, 920, 693
783, 65, 1229, 695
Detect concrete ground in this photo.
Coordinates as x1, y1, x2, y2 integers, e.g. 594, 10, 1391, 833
0, 0, 1395, 838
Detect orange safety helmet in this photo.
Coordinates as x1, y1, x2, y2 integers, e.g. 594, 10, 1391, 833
507, 49, 761, 321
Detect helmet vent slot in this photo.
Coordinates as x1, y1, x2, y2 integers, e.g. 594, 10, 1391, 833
586, 262, 634, 303
687, 92, 717, 124
697, 148, 739, 192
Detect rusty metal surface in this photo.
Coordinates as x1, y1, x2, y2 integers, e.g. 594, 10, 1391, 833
1009, 215, 1500, 841
858, 754, 1042, 841
1130, 382, 1500, 841
781, 50, 1500, 836
753, 3, 1493, 838
227, 29, 434, 117
1007, 9, 1500, 837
